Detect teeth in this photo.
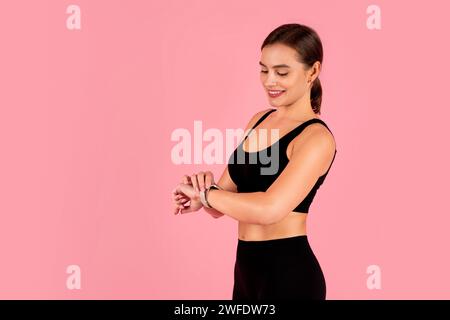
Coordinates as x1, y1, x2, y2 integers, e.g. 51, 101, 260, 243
269, 90, 284, 94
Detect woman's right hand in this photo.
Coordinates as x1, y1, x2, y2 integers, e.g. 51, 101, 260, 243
186, 171, 215, 193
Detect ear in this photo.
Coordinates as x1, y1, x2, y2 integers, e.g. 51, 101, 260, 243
310, 61, 321, 80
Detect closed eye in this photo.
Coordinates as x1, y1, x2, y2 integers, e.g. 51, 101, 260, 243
260, 70, 288, 77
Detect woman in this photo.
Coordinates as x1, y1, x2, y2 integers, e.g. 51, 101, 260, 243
172, 23, 337, 300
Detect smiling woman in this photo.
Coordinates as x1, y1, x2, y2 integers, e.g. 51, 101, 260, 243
172, 23, 337, 300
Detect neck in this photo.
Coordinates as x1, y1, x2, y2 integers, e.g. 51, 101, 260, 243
273, 92, 317, 122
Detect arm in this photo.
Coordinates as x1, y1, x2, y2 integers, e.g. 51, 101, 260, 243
202, 108, 274, 219
205, 188, 270, 224
206, 124, 336, 225
202, 167, 236, 218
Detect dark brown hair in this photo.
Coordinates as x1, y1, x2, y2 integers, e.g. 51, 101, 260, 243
261, 23, 324, 114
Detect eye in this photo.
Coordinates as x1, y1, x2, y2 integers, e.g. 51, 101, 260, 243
260, 70, 288, 77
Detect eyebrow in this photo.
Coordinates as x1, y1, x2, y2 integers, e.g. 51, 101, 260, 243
259, 61, 290, 68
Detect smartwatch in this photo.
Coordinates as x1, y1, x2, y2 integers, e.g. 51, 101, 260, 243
200, 183, 222, 208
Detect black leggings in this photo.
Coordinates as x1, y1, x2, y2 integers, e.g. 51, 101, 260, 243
232, 235, 326, 300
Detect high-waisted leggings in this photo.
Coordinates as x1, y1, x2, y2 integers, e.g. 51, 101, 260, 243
232, 235, 326, 300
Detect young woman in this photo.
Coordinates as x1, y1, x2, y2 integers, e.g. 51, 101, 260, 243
172, 23, 337, 300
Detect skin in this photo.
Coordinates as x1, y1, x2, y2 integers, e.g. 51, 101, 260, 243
172, 43, 336, 241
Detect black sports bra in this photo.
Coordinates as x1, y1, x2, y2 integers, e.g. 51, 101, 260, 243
227, 108, 337, 214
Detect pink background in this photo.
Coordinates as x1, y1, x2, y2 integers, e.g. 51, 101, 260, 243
0, 0, 449, 299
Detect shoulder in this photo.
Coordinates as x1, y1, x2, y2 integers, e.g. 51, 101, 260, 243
243, 108, 274, 131
291, 121, 336, 173
293, 121, 336, 151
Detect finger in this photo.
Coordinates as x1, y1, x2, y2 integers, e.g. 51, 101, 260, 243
179, 203, 188, 214
174, 189, 189, 198
175, 196, 189, 204
173, 192, 183, 200
176, 182, 198, 200
177, 197, 190, 204
180, 205, 193, 214
182, 175, 192, 185
173, 188, 185, 198
175, 183, 190, 201
176, 198, 189, 205
174, 183, 183, 195
197, 171, 205, 191
205, 171, 213, 189
191, 174, 199, 192
173, 198, 185, 208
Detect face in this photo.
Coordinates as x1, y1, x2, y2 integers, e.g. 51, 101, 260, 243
259, 43, 319, 106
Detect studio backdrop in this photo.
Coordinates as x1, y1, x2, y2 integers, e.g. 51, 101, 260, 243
0, 0, 449, 299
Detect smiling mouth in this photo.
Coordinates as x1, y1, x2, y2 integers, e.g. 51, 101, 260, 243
268, 90, 285, 98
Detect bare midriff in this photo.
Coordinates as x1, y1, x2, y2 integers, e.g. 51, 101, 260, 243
238, 212, 307, 241
237, 114, 321, 241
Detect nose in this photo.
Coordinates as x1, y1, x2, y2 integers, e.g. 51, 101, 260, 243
263, 73, 278, 88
